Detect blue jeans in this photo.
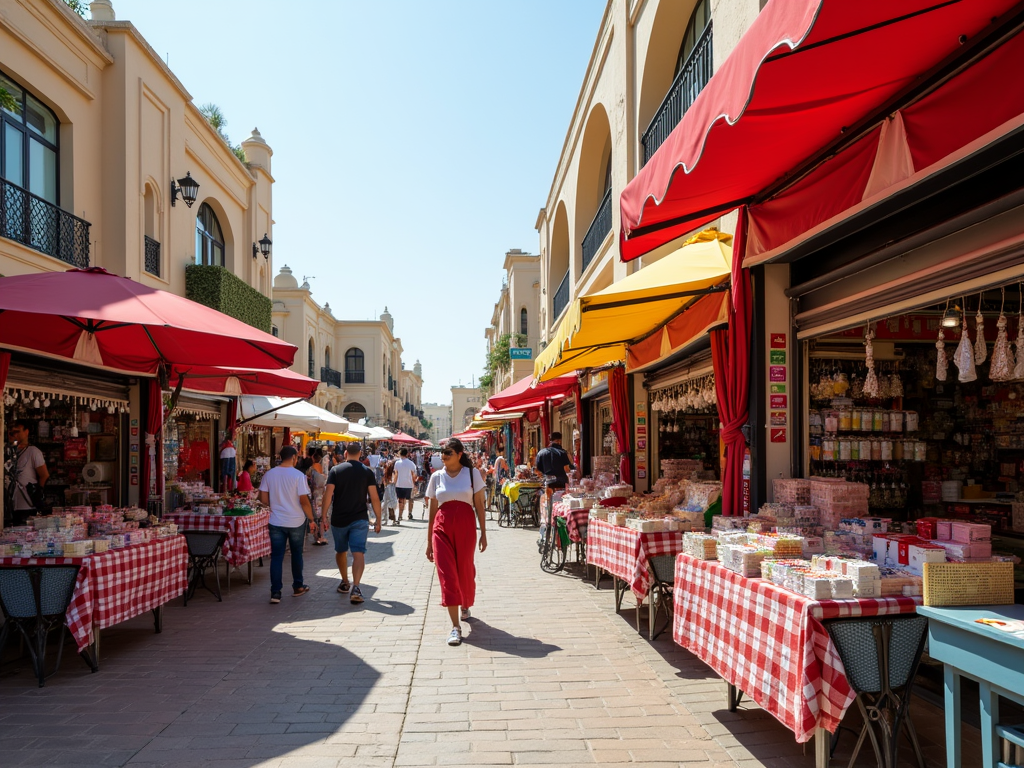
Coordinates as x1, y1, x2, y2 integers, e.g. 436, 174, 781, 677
268, 523, 306, 595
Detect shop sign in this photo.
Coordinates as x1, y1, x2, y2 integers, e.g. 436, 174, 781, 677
770, 384, 787, 394
637, 469, 647, 479
130, 476, 139, 485
770, 427, 787, 443
770, 411, 787, 427
771, 333, 787, 349
769, 366, 787, 382
637, 438, 647, 450
637, 426, 647, 435
636, 417, 645, 425
509, 347, 533, 360
770, 394, 788, 409
769, 350, 786, 365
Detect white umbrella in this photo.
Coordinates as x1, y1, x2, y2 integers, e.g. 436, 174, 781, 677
237, 396, 349, 433
343, 422, 374, 438
366, 426, 395, 440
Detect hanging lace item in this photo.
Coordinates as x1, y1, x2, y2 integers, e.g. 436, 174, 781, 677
890, 370, 904, 398
936, 328, 948, 382
862, 324, 879, 397
1015, 316, 1024, 380
974, 309, 987, 364
991, 288, 1014, 381
954, 324, 977, 382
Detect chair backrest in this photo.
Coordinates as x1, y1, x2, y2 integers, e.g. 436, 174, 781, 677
826, 614, 929, 694
649, 555, 676, 587
0, 566, 80, 620
183, 530, 228, 558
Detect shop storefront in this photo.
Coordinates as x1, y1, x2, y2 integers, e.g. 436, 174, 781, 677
163, 395, 225, 502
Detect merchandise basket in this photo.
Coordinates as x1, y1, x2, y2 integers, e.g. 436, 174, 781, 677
922, 561, 1015, 606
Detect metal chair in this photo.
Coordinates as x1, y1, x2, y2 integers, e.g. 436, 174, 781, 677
514, 487, 541, 528
640, 554, 676, 640
824, 614, 929, 768
0, 565, 98, 686
182, 530, 228, 605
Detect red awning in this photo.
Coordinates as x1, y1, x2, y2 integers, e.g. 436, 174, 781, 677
169, 365, 319, 399
619, 0, 1021, 261
389, 431, 428, 446
449, 430, 488, 443
0, 268, 296, 372
485, 373, 576, 412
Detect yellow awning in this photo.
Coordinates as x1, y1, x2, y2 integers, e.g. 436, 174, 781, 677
468, 420, 506, 430
534, 229, 733, 381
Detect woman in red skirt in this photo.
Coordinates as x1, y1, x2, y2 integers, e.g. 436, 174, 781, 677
425, 438, 487, 646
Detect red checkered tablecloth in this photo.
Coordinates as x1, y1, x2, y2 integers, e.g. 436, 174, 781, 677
163, 510, 271, 566
551, 501, 590, 543
587, 517, 684, 598
0, 535, 188, 652
672, 554, 920, 743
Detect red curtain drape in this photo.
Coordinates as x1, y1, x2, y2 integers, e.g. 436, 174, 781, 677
573, 383, 584, 471
608, 366, 632, 485
0, 351, 10, 392
539, 403, 550, 447
140, 378, 163, 509
512, 420, 522, 465
714, 206, 753, 516
226, 396, 237, 438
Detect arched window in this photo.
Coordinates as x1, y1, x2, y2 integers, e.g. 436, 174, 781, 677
463, 407, 476, 428
307, 338, 315, 378
676, 0, 710, 76
520, 308, 528, 337
0, 70, 58, 205
344, 402, 367, 421
345, 347, 365, 384
195, 203, 225, 267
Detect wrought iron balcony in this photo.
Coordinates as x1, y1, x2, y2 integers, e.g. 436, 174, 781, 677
320, 366, 342, 388
144, 235, 160, 277
581, 188, 613, 273
552, 269, 571, 321
345, 370, 365, 384
642, 21, 713, 165
1, 176, 91, 267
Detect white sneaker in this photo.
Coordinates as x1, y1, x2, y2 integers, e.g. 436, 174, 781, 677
447, 627, 462, 646
460, 608, 471, 621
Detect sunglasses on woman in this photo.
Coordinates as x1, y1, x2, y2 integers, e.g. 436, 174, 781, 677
441, 449, 456, 457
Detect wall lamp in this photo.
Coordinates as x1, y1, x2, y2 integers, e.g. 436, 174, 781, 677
170, 172, 200, 208
252, 233, 272, 260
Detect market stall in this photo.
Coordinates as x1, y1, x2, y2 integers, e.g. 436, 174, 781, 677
163, 506, 270, 587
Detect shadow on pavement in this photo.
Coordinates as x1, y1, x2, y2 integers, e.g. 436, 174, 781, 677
461, 618, 562, 658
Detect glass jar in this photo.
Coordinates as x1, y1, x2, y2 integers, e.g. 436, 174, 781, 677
850, 439, 860, 461
822, 439, 835, 462
905, 411, 919, 432
890, 411, 903, 432
873, 410, 885, 432
871, 439, 883, 460
839, 439, 853, 461
860, 438, 873, 460
880, 439, 893, 461
825, 410, 839, 434
881, 411, 891, 432
838, 410, 852, 432
893, 440, 904, 460
861, 409, 874, 432
914, 440, 928, 462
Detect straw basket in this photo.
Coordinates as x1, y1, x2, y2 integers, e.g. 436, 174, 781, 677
922, 561, 1015, 606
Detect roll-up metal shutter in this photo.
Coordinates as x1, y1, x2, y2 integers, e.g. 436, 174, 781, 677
5, 363, 130, 403
173, 394, 223, 418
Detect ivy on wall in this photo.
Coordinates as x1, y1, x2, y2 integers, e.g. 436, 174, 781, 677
185, 264, 272, 332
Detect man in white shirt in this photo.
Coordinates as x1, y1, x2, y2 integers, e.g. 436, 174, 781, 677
7, 420, 49, 526
394, 447, 418, 521
258, 445, 315, 603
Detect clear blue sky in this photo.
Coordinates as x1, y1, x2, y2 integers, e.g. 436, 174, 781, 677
113, 0, 603, 404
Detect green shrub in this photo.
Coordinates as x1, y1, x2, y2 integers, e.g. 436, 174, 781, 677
185, 264, 272, 332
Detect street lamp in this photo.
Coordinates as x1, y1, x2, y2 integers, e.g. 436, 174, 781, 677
170, 172, 200, 208
252, 233, 272, 260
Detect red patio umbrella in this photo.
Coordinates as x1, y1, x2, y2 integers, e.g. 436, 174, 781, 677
168, 365, 319, 399
0, 268, 296, 373
485, 373, 576, 412
390, 430, 430, 446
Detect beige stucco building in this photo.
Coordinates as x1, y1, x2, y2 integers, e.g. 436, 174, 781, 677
536, 0, 760, 344
271, 267, 425, 436
422, 402, 451, 445
0, 0, 275, 304
483, 248, 541, 394
451, 386, 483, 432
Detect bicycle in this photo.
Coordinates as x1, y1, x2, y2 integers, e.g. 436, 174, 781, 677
538, 476, 567, 574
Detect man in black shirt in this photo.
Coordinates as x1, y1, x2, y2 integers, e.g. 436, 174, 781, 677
321, 442, 382, 604
535, 432, 573, 490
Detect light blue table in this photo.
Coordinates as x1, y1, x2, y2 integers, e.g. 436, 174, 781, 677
917, 605, 1024, 768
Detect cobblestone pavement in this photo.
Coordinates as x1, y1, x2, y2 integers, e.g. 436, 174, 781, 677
0, 505, 978, 767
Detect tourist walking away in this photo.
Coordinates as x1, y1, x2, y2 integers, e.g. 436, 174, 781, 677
321, 442, 382, 604
535, 431, 573, 492
395, 447, 417, 521
259, 445, 316, 603
219, 434, 236, 492
308, 449, 329, 545
236, 459, 255, 492
425, 438, 487, 646
382, 457, 399, 525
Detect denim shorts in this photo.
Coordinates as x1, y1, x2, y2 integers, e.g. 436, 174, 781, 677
396, 487, 412, 500
221, 456, 236, 477
332, 519, 369, 554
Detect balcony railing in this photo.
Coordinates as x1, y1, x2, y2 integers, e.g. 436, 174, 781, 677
144, 235, 160, 277
320, 366, 342, 388
552, 269, 571, 320
642, 21, 713, 165
1, 176, 91, 267
345, 370, 365, 384
581, 188, 613, 273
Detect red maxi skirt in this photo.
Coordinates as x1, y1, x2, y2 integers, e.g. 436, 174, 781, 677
432, 500, 477, 608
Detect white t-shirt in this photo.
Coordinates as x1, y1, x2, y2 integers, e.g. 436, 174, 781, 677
259, 466, 310, 527
14, 445, 45, 510
394, 457, 417, 488
429, 454, 443, 471
219, 444, 236, 459
368, 454, 382, 469
426, 467, 485, 507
